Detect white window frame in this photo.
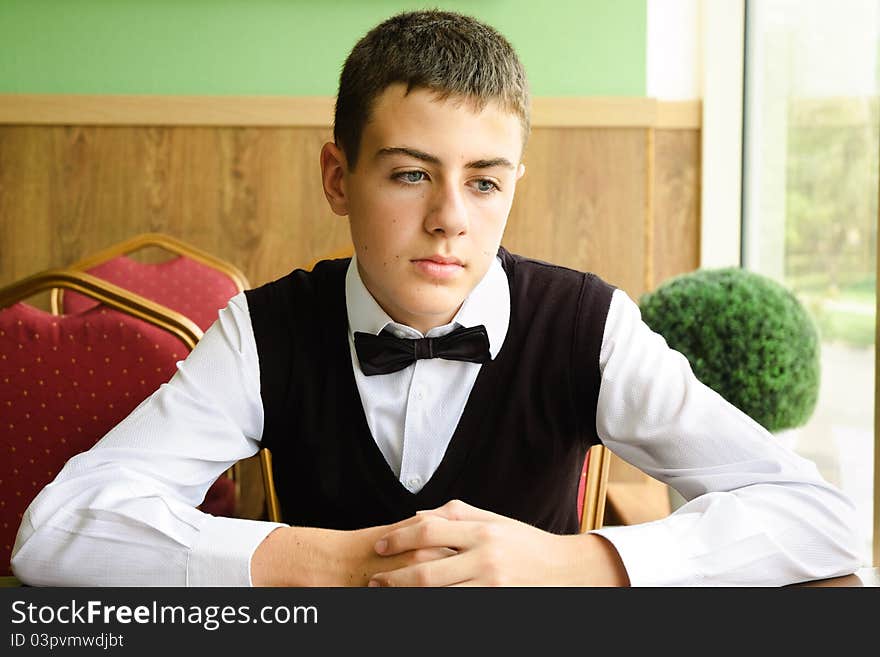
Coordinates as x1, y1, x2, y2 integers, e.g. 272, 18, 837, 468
699, 0, 745, 269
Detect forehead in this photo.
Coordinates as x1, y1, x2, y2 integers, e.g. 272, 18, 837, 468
362, 84, 524, 163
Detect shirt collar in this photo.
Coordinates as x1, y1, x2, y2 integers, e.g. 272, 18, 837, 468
345, 253, 509, 360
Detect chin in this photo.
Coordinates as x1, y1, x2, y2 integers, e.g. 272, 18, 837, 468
400, 293, 465, 324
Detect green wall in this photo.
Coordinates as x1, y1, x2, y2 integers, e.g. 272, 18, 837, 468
0, 0, 646, 96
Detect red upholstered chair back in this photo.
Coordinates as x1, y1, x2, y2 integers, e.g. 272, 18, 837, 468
0, 270, 205, 576
54, 233, 249, 332
577, 452, 589, 522
62, 256, 241, 332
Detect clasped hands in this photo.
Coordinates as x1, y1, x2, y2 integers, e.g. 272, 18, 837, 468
251, 499, 627, 586
365, 499, 626, 587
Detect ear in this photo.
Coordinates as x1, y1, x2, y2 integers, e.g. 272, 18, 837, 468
516, 162, 526, 181
320, 142, 350, 216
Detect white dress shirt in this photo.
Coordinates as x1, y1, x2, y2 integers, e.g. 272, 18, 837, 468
11, 255, 863, 586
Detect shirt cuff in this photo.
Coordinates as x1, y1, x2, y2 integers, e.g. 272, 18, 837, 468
187, 515, 286, 587
591, 519, 702, 587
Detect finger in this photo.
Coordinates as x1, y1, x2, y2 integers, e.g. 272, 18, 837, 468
400, 547, 457, 564
376, 518, 485, 556
417, 499, 500, 522
385, 513, 429, 531
370, 552, 473, 587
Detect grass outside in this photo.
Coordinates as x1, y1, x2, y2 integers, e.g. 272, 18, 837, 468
794, 274, 876, 348
813, 306, 875, 347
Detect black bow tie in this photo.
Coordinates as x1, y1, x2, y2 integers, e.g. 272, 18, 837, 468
353, 325, 491, 376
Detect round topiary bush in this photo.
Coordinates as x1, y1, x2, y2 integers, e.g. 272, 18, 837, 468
639, 267, 820, 433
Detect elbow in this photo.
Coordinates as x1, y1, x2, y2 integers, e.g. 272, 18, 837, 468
835, 508, 867, 572
810, 491, 866, 577
9, 484, 76, 586
9, 512, 39, 586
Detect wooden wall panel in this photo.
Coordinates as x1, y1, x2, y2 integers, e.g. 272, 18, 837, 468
0, 125, 664, 301
0, 127, 52, 283
652, 129, 701, 288
505, 128, 647, 298
0, 126, 353, 289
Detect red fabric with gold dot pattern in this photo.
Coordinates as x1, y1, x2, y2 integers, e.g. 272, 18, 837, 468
0, 302, 231, 576
62, 256, 240, 331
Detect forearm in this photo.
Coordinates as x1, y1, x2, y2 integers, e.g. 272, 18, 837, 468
561, 533, 630, 586
252, 526, 361, 586
251, 522, 412, 587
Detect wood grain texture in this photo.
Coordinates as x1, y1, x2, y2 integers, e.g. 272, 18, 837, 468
0, 125, 672, 301
0, 95, 701, 129
0, 127, 53, 282
652, 129, 702, 288
505, 128, 647, 298
0, 126, 352, 290
0, 95, 336, 127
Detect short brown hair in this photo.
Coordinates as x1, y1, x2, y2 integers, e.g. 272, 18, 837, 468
334, 10, 530, 169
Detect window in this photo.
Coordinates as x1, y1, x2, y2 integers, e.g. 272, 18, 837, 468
743, 0, 877, 564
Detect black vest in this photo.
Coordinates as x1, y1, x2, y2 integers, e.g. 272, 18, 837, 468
245, 248, 614, 534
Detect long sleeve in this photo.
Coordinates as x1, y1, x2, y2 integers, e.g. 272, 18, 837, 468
10, 292, 285, 586
591, 289, 864, 586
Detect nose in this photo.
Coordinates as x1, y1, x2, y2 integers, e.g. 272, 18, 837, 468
424, 181, 468, 236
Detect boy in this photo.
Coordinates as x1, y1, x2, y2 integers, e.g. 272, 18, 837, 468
11, 10, 862, 586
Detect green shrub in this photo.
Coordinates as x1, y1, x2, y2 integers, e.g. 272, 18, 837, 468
639, 268, 821, 432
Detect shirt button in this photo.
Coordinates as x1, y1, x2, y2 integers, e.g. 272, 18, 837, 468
408, 476, 422, 488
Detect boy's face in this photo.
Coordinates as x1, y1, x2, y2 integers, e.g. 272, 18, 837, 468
321, 83, 525, 334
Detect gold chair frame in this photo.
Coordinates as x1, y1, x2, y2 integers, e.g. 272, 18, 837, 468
579, 444, 612, 532
50, 232, 250, 315
259, 443, 612, 532
1, 269, 203, 348
260, 448, 282, 523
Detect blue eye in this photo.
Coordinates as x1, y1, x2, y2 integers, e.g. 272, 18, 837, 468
474, 179, 499, 193
396, 171, 426, 184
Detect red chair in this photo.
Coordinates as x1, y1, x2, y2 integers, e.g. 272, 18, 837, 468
52, 233, 249, 332
0, 269, 229, 576
53, 234, 247, 516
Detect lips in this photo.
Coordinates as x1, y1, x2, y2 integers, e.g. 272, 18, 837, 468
411, 256, 464, 280
415, 255, 463, 266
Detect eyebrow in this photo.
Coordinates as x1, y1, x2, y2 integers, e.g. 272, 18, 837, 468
375, 147, 515, 170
